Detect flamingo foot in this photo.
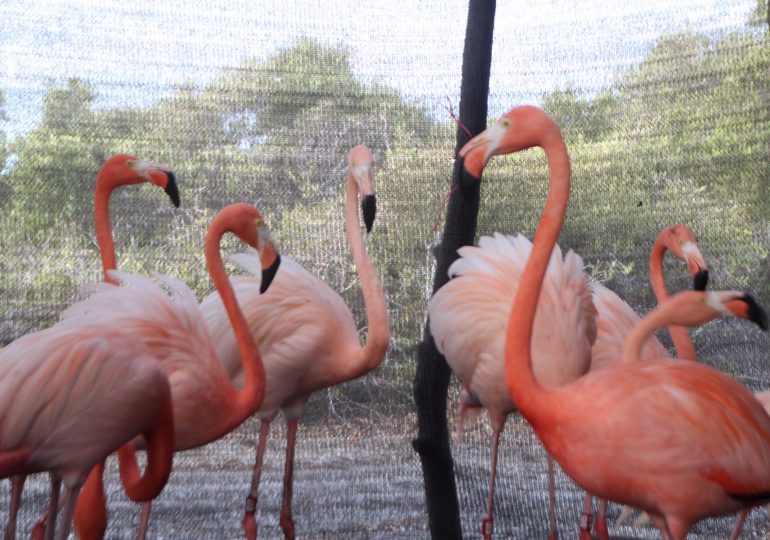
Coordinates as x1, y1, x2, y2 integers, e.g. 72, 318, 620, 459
594, 513, 609, 540
279, 516, 295, 540
579, 511, 592, 540
481, 517, 494, 539
242, 513, 257, 540
242, 494, 258, 540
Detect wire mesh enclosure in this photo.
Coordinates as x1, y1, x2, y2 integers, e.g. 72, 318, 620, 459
1, 0, 769, 538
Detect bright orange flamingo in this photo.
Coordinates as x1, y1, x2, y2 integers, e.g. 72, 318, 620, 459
427, 232, 596, 540
0, 321, 174, 540
584, 224, 709, 538
64, 203, 277, 538
463, 105, 770, 540
199, 145, 390, 539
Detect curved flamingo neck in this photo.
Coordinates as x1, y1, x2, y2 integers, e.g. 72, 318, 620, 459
117, 391, 175, 502
341, 176, 390, 380
649, 233, 697, 360
504, 132, 570, 423
204, 220, 266, 417
94, 181, 119, 285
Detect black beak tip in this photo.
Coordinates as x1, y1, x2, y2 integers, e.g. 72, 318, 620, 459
164, 172, 180, 208
692, 269, 709, 291
260, 254, 281, 294
744, 294, 769, 331
362, 195, 376, 233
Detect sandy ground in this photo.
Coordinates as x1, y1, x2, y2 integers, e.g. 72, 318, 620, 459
3, 410, 770, 539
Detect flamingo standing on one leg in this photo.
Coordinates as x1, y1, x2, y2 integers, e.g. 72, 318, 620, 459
427, 232, 596, 540
63, 203, 278, 539
584, 224, 709, 539
463, 105, 770, 540
199, 145, 390, 540
0, 322, 174, 540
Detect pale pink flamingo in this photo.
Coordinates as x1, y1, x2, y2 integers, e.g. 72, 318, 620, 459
0, 322, 174, 540
63, 203, 277, 538
199, 145, 390, 539
2, 154, 179, 540
463, 105, 770, 540
427, 232, 596, 540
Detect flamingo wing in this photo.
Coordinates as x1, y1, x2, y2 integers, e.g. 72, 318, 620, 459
429, 233, 596, 414
590, 282, 671, 370
0, 325, 168, 480
200, 252, 358, 415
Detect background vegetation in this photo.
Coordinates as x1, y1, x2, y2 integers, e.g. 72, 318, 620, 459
0, 14, 768, 417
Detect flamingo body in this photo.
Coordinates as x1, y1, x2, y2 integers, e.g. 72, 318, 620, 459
202, 253, 360, 419
429, 232, 596, 425
540, 358, 770, 528
199, 145, 389, 540
0, 325, 169, 480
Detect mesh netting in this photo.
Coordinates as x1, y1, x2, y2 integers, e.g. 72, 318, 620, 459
1, 0, 769, 538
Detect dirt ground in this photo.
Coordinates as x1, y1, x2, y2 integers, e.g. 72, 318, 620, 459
4, 409, 770, 539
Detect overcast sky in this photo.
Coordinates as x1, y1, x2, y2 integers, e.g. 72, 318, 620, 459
0, 0, 756, 139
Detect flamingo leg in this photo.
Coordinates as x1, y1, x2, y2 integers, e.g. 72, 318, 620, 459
279, 418, 298, 540
55, 486, 80, 540
594, 498, 609, 540
136, 502, 151, 540
579, 492, 592, 540
74, 461, 107, 540
482, 424, 502, 540
547, 455, 558, 540
728, 508, 748, 540
44, 475, 61, 540
4, 475, 26, 540
243, 419, 271, 540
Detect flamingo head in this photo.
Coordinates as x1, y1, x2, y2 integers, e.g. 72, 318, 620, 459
214, 203, 280, 293
457, 106, 562, 197
99, 154, 180, 207
717, 291, 768, 330
348, 145, 376, 232
661, 225, 709, 290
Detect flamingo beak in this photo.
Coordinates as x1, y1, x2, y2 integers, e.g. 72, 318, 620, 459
726, 294, 769, 331
362, 195, 376, 233
692, 268, 709, 291
743, 294, 769, 330
164, 171, 180, 208
260, 253, 281, 294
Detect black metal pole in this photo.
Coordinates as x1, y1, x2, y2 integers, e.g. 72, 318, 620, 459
412, 1, 496, 538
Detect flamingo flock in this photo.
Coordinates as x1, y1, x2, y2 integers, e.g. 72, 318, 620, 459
1, 107, 768, 540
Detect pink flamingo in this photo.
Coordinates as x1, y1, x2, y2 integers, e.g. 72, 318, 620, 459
199, 145, 390, 539
427, 231, 597, 540
2, 154, 179, 540
64, 203, 277, 538
458, 112, 713, 539
584, 224, 709, 538
463, 105, 770, 540
0, 321, 174, 540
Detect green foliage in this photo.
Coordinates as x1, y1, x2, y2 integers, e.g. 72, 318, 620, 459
542, 84, 618, 142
